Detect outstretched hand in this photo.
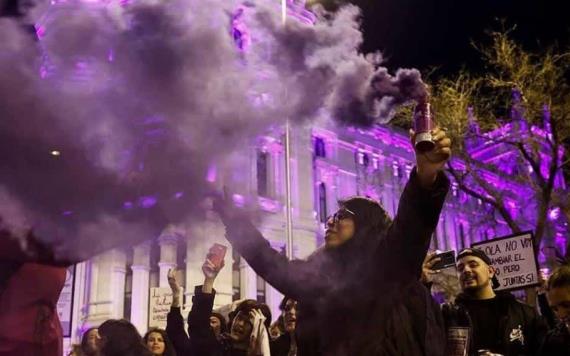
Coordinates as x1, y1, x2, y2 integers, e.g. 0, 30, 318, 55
168, 268, 181, 294
420, 252, 441, 285
212, 187, 238, 221
202, 256, 225, 280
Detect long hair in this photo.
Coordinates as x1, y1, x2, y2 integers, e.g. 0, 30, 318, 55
98, 319, 152, 356
80, 327, 99, 356
143, 328, 177, 356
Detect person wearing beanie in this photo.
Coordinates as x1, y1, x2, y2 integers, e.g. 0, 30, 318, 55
214, 128, 452, 355
442, 248, 547, 356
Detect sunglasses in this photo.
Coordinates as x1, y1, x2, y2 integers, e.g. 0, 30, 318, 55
326, 208, 355, 225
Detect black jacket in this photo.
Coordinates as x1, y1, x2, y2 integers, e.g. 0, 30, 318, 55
443, 291, 548, 356
538, 322, 570, 356
220, 169, 449, 355
270, 332, 296, 356
166, 286, 248, 356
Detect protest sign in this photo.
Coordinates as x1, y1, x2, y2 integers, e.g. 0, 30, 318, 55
148, 287, 184, 328
471, 231, 539, 291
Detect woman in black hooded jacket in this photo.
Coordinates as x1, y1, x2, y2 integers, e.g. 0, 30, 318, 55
213, 128, 451, 355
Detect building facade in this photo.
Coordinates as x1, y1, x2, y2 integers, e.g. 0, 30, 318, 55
30, 0, 567, 352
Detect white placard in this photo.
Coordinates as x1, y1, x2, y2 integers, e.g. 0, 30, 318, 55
148, 287, 183, 329
471, 231, 539, 291
57, 265, 75, 337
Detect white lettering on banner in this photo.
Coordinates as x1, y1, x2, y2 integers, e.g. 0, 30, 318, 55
472, 232, 539, 291
148, 287, 184, 329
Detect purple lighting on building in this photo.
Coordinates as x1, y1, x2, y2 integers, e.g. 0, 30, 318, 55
548, 207, 561, 221
139, 196, 157, 209
206, 164, 217, 183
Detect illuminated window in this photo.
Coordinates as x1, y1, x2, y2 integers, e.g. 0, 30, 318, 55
256, 150, 269, 197
314, 137, 326, 158
318, 183, 327, 223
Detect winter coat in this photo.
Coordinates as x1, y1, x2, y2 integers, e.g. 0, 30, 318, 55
443, 291, 548, 356
167, 286, 248, 356
538, 322, 570, 356
270, 332, 296, 356
220, 168, 450, 355
0, 231, 68, 356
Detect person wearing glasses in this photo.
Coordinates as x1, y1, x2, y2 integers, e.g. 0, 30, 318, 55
213, 128, 451, 355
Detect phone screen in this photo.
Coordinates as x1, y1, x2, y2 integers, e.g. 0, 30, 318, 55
432, 250, 456, 270
209, 243, 227, 268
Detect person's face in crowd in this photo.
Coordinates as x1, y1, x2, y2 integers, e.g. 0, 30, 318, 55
210, 315, 223, 338
86, 328, 100, 353
146, 331, 166, 356
457, 256, 495, 293
547, 285, 570, 327
325, 208, 355, 248
283, 299, 297, 333
230, 311, 253, 342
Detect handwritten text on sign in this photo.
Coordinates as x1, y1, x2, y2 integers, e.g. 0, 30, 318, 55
148, 287, 183, 329
472, 232, 539, 291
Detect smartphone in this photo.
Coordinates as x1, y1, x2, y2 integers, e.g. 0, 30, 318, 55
432, 250, 456, 270
209, 243, 227, 268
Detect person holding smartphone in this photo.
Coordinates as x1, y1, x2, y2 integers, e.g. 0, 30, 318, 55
166, 245, 270, 356
214, 128, 452, 355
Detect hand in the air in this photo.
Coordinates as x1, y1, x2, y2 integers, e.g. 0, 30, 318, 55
411, 127, 452, 187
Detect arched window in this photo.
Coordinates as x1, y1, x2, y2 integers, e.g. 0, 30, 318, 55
314, 137, 326, 158
318, 183, 327, 223
256, 150, 269, 197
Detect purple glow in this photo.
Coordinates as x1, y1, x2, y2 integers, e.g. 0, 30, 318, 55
123, 201, 134, 209
139, 196, 157, 209
62, 210, 73, 216
206, 164, 217, 183
174, 191, 184, 199
549, 207, 561, 221
232, 194, 245, 207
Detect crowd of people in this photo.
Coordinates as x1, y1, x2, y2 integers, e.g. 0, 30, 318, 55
0, 79, 567, 355
60, 244, 570, 356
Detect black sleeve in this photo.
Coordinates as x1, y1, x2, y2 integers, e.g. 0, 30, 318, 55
219, 216, 327, 302
537, 292, 557, 329
527, 307, 549, 355
373, 168, 449, 285
186, 286, 220, 355
166, 306, 192, 355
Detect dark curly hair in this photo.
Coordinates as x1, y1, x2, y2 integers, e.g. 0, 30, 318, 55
98, 319, 152, 356
80, 327, 100, 356
143, 328, 177, 356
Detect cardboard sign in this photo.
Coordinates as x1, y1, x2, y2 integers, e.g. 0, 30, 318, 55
471, 231, 539, 291
148, 287, 183, 329
56, 265, 75, 337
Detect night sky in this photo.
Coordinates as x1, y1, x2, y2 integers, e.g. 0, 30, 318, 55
328, 0, 570, 77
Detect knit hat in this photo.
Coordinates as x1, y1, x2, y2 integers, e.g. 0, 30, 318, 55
457, 248, 500, 289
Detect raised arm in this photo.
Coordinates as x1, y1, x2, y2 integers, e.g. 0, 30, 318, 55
213, 198, 325, 302
166, 268, 192, 355
373, 127, 451, 285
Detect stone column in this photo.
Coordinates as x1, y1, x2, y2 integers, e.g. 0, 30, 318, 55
158, 229, 179, 288
240, 260, 258, 300
83, 249, 127, 326
130, 241, 151, 333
